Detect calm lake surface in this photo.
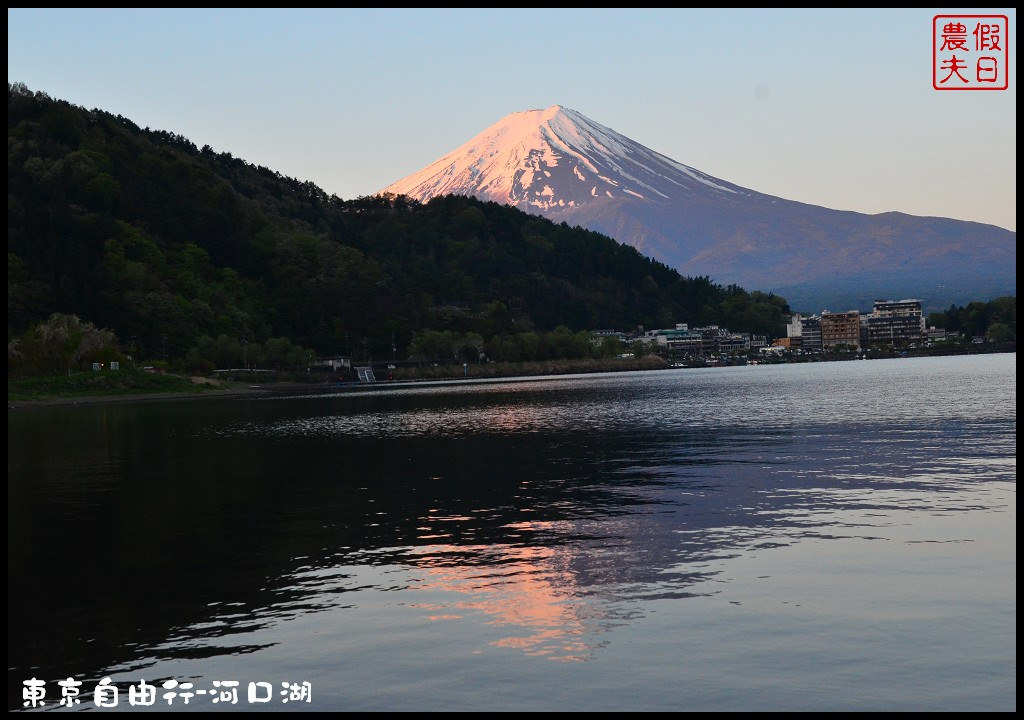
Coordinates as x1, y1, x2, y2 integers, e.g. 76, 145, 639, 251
8, 354, 1016, 711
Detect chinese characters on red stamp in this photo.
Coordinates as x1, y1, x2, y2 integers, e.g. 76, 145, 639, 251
934, 15, 1009, 90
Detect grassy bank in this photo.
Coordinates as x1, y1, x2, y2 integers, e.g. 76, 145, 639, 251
390, 355, 669, 381
7, 369, 229, 402
8, 358, 671, 405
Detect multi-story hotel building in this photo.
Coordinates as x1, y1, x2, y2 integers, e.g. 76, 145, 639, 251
800, 316, 822, 352
821, 310, 861, 349
867, 299, 925, 346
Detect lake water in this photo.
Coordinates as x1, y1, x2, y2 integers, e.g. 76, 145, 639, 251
8, 354, 1016, 711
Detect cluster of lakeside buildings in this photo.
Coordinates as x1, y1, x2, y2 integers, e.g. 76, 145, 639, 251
311, 299, 950, 375
631, 326, 771, 355
621, 299, 949, 359
775, 299, 945, 353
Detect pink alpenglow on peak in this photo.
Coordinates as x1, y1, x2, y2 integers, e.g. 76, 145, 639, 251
381, 105, 742, 214
380, 106, 1015, 311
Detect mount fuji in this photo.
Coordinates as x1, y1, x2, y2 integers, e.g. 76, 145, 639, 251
381, 106, 1015, 311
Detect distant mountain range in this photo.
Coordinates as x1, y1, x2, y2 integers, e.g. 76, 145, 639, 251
382, 105, 1015, 311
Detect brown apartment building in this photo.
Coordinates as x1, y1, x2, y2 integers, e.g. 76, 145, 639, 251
821, 310, 861, 349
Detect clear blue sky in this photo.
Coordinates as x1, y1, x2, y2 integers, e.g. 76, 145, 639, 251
7, 8, 1017, 231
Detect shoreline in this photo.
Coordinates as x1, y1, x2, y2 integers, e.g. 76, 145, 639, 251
6, 385, 273, 409
7, 349, 1015, 409
7, 358, 671, 409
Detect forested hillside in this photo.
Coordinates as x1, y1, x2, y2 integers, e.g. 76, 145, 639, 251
8, 83, 789, 366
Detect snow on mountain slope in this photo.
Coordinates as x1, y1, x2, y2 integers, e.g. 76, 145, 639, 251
384, 105, 746, 212
381, 106, 1015, 310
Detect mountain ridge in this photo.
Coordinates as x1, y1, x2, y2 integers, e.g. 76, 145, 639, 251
7, 84, 792, 358
382, 105, 1015, 310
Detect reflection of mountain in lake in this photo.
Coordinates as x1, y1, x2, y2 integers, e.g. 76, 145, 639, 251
7, 358, 1016, 705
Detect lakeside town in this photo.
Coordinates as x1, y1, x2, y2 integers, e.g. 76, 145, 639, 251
637, 298, 965, 365
395, 299, 1003, 374
300, 297, 1012, 382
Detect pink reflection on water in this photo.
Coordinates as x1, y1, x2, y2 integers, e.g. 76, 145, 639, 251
408, 524, 603, 662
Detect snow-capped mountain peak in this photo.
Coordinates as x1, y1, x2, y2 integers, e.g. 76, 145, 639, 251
379, 106, 1014, 310
382, 105, 745, 213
